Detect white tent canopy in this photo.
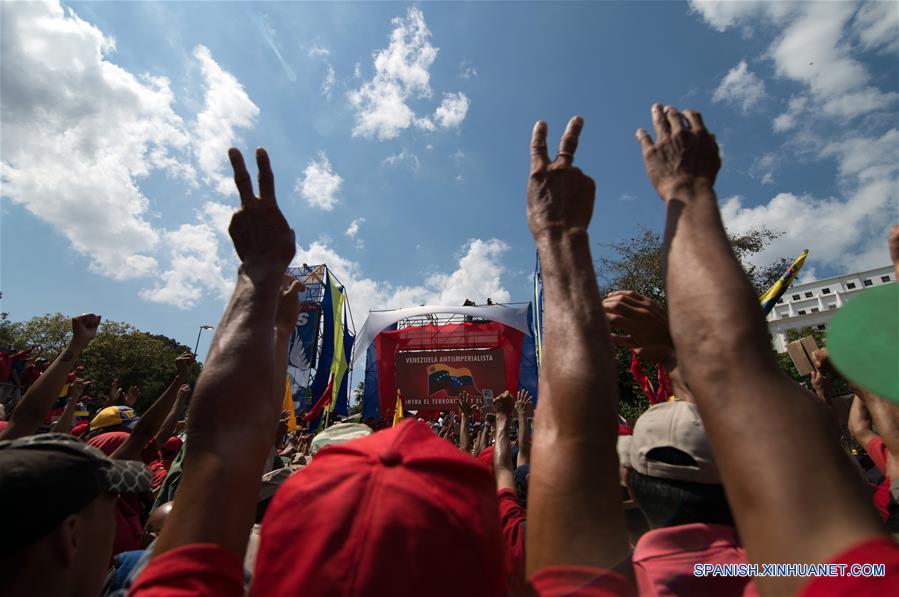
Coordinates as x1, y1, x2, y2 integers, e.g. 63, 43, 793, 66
351, 304, 532, 366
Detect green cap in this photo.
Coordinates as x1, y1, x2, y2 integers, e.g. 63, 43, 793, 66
827, 283, 899, 403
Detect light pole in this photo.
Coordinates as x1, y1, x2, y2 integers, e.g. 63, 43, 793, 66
194, 325, 214, 356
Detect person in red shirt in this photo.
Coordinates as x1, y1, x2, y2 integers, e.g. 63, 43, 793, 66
624, 401, 758, 596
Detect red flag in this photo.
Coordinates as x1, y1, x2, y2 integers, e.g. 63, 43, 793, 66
630, 352, 662, 405
303, 373, 335, 422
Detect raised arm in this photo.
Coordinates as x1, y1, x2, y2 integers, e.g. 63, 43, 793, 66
525, 117, 629, 576
458, 393, 473, 453
112, 352, 194, 461
155, 384, 190, 445
514, 390, 532, 467
493, 391, 516, 491
151, 147, 296, 559
50, 378, 89, 433
0, 314, 100, 440
274, 274, 303, 403
637, 104, 884, 593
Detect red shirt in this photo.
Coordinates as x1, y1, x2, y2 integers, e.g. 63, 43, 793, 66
800, 537, 899, 596
129, 542, 636, 597
866, 436, 891, 520
632, 523, 758, 596
129, 544, 244, 597
497, 488, 527, 594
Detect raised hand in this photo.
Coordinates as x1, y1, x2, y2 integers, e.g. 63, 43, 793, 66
636, 104, 721, 202
275, 274, 305, 333
514, 389, 533, 416
71, 313, 101, 346
492, 391, 514, 417
227, 147, 296, 280
458, 392, 473, 416
69, 379, 90, 400
109, 379, 122, 404
602, 290, 673, 363
176, 384, 191, 401
125, 386, 141, 407
175, 351, 195, 378
527, 116, 596, 238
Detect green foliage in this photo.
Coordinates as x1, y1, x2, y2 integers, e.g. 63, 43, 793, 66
4, 313, 199, 414
597, 225, 791, 419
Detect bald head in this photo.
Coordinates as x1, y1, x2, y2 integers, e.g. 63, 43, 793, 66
143, 502, 173, 547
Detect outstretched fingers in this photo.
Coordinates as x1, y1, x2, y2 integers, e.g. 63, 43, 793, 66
651, 103, 669, 140
256, 148, 276, 204
683, 109, 706, 133
229, 148, 256, 207
531, 121, 550, 174
555, 115, 584, 168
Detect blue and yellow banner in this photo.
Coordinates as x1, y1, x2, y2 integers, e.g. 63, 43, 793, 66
760, 250, 808, 315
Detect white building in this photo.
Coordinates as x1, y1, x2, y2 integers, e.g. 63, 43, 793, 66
767, 264, 896, 353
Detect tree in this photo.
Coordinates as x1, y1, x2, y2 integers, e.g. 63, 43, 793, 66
597, 226, 792, 420
4, 313, 199, 415
348, 381, 364, 416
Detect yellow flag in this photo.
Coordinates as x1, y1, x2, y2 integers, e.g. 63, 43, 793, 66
392, 390, 404, 427
283, 376, 297, 432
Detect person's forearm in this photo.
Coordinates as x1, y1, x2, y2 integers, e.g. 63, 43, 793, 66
153, 271, 283, 558
273, 325, 291, 407
663, 185, 883, 587
51, 396, 79, 433
459, 412, 471, 452
517, 410, 530, 466
114, 372, 190, 461
155, 397, 185, 445
494, 414, 515, 491
527, 229, 627, 575
1, 338, 87, 440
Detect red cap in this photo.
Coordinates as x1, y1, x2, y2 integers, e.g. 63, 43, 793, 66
70, 423, 88, 438
253, 419, 505, 596
162, 436, 183, 456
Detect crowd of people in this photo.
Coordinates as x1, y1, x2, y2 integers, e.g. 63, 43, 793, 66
1, 104, 898, 596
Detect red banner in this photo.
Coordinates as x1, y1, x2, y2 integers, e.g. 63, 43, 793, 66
395, 348, 506, 411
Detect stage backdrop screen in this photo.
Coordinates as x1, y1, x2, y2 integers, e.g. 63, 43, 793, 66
395, 348, 506, 411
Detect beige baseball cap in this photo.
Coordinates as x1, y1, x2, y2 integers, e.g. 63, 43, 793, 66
628, 401, 720, 484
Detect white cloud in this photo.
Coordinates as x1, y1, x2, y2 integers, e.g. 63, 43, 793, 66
291, 238, 510, 323
433, 92, 470, 128
721, 128, 898, 273
459, 61, 478, 79
712, 60, 766, 112
345, 218, 365, 238
772, 95, 807, 132
192, 45, 260, 196
0, 0, 193, 280
256, 15, 297, 82
692, 1, 898, 124
382, 148, 420, 170
139, 221, 234, 309
854, 1, 899, 54
749, 152, 777, 185
308, 46, 330, 57
321, 63, 336, 95
296, 152, 342, 210
353, 62, 361, 79
347, 7, 469, 139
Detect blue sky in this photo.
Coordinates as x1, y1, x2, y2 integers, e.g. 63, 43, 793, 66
2, 1, 897, 362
